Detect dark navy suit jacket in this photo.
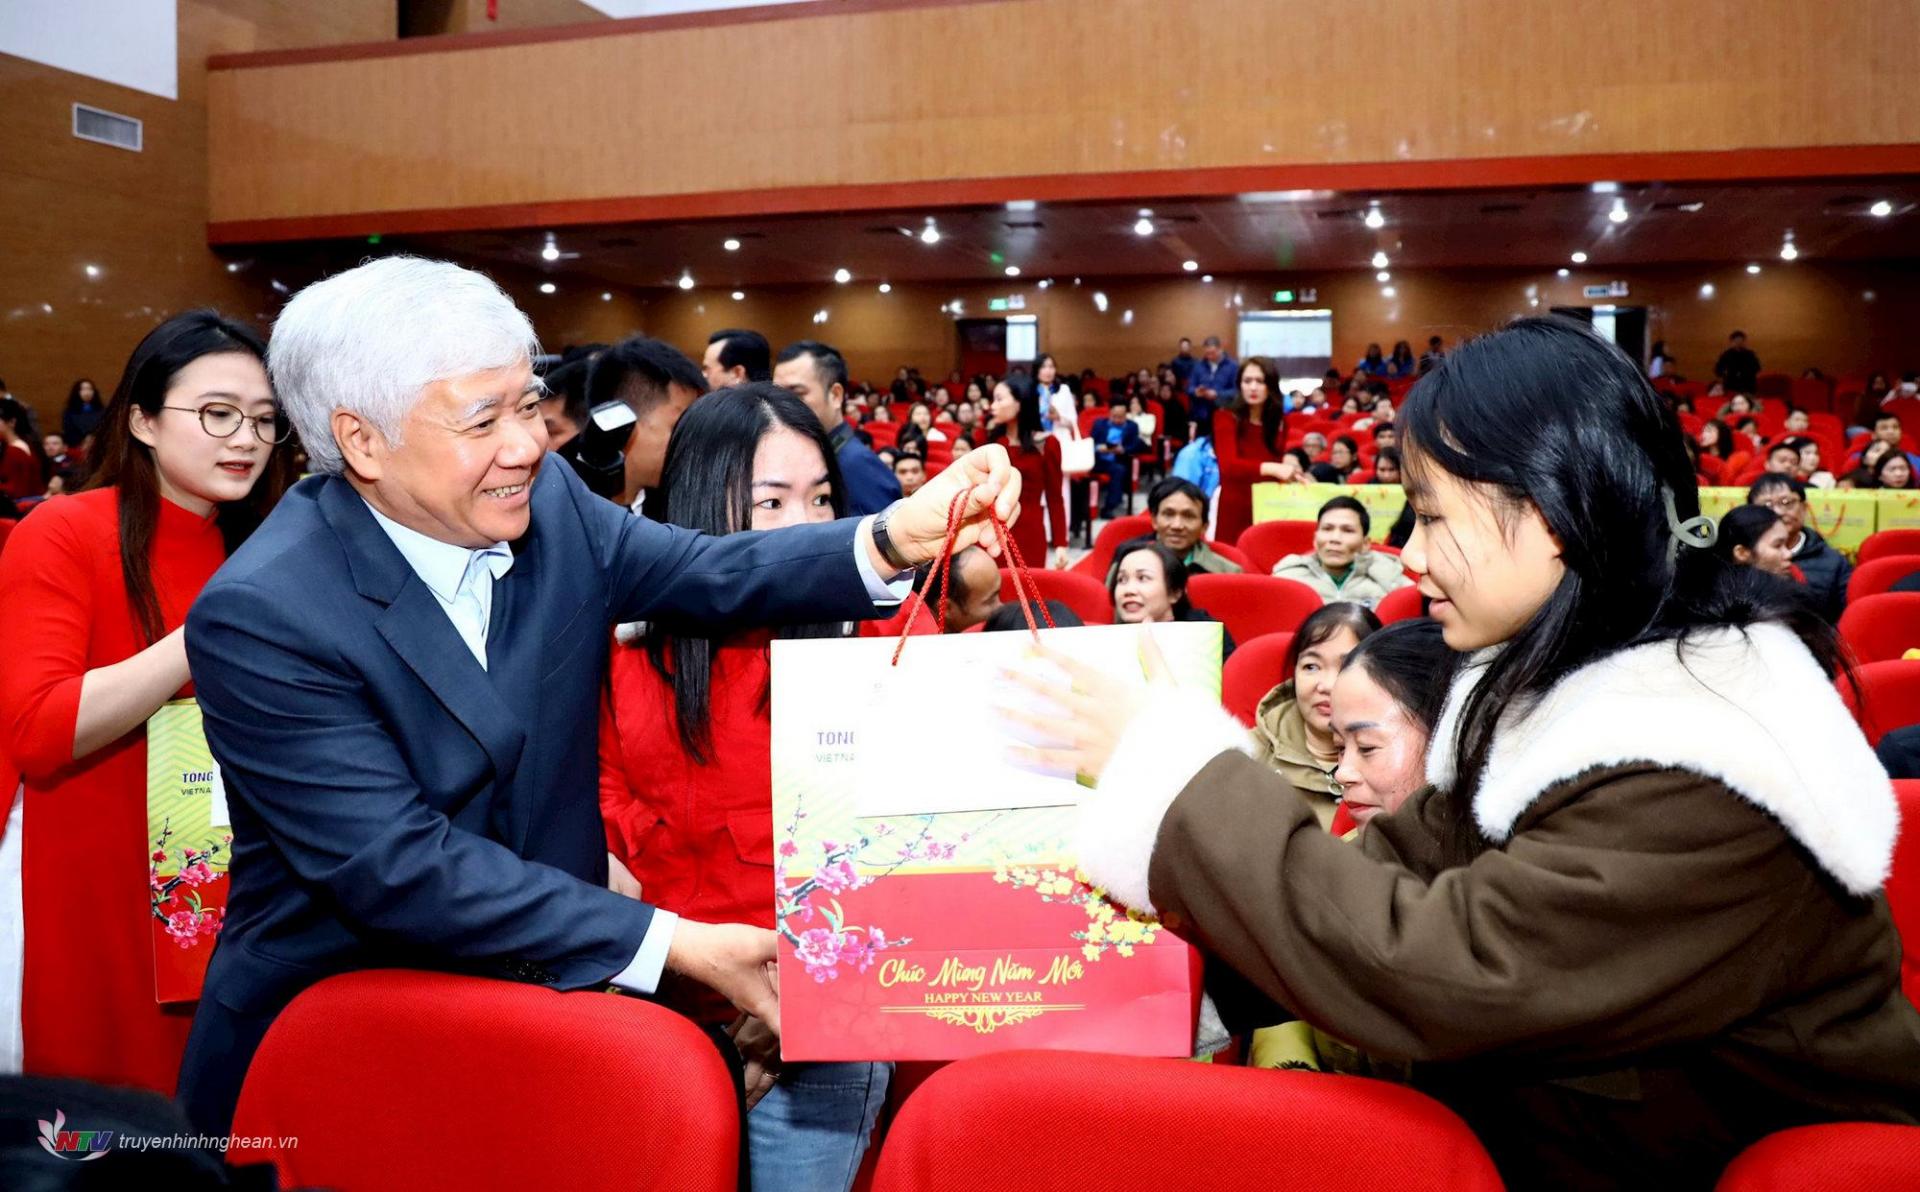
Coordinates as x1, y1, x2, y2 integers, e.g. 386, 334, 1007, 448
830, 422, 902, 516
177, 458, 885, 1132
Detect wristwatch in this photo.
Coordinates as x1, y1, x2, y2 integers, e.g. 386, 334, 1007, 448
870, 501, 914, 572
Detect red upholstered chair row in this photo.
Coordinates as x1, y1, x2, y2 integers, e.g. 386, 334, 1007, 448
872, 1050, 1503, 1192
232, 970, 740, 1192
1889, 780, 1920, 1006
1376, 584, 1427, 623
998, 568, 1113, 625
1715, 1120, 1920, 1191
1236, 519, 1318, 573
1859, 528, 1920, 565
1839, 592, 1920, 663
1189, 573, 1324, 643
1849, 555, 1920, 603
1221, 631, 1295, 725
1839, 661, 1920, 748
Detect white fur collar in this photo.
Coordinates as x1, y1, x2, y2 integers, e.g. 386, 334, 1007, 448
1427, 624, 1897, 895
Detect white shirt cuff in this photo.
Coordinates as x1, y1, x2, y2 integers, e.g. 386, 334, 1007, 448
609, 909, 678, 995
854, 515, 913, 605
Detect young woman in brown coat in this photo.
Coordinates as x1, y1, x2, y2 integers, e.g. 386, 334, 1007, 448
1022, 317, 1920, 1190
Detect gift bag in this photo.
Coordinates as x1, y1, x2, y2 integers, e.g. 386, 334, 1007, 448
1803, 488, 1879, 558
146, 699, 232, 1003
768, 535, 1214, 1061
1059, 434, 1095, 477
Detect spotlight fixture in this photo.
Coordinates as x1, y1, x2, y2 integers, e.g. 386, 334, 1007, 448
1005, 265, 1021, 277
1133, 217, 1155, 237
723, 238, 741, 252
1570, 251, 1588, 264
84, 264, 101, 278
1700, 283, 1716, 297
1370, 251, 1389, 269
1381, 286, 1397, 298
920, 219, 941, 245
833, 268, 852, 284
1037, 278, 1052, 289
1557, 268, 1570, 278
1376, 270, 1391, 283
1363, 205, 1385, 230
1779, 234, 1799, 261
1869, 199, 1894, 218
1092, 291, 1109, 312
1746, 263, 1762, 274
731, 290, 745, 301
225, 262, 241, 273
600, 291, 612, 302
878, 282, 892, 293
1608, 198, 1629, 224
541, 244, 560, 263
1182, 260, 1199, 272
1200, 274, 1213, 283
677, 273, 695, 290
539, 282, 557, 294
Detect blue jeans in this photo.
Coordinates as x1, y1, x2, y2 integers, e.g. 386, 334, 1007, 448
747, 1060, 891, 1192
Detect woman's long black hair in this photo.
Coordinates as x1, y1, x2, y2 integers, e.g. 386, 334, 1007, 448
641, 382, 848, 764
991, 372, 1047, 453
1400, 316, 1848, 863
1341, 617, 1457, 736
1228, 356, 1286, 454
83, 311, 295, 644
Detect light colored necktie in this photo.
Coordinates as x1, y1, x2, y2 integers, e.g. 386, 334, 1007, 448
453, 546, 511, 669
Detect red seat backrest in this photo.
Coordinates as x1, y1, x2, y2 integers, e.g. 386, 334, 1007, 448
1715, 1121, 1920, 1192
1235, 520, 1319, 573
1187, 574, 1324, 643
1070, 514, 1153, 578
1207, 540, 1254, 571
1889, 780, 1920, 1006
1375, 585, 1426, 624
997, 568, 1114, 625
1849, 556, 1920, 603
873, 1051, 1503, 1192
1838, 660, 1920, 747
1839, 593, 1920, 664
233, 970, 739, 1192
1220, 631, 1296, 725
1859, 529, 1920, 565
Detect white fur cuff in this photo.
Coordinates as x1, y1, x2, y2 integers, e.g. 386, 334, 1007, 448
1074, 688, 1254, 914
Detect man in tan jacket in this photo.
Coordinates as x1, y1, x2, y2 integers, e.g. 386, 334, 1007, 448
1271, 496, 1410, 608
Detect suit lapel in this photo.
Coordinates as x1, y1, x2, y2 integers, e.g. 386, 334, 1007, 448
318, 477, 527, 783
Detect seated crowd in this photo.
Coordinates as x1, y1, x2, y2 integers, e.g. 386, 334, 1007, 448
1, 272, 1917, 1192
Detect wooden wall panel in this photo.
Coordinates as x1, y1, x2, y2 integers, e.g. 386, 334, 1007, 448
625, 260, 1920, 393
207, 0, 1920, 232
0, 1, 392, 430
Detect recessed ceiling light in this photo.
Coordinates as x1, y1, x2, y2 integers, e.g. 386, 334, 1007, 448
1608, 198, 1629, 223
1200, 274, 1213, 283
1746, 263, 1762, 274
731, 290, 745, 301
878, 282, 892, 293
920, 219, 941, 245
1700, 283, 1716, 297
1780, 239, 1799, 261
1371, 251, 1389, 269
723, 238, 741, 252
84, 264, 101, 278
1133, 217, 1155, 237
1381, 286, 1397, 298
1137, 207, 1154, 217
677, 273, 695, 290
225, 262, 240, 273
539, 282, 557, 294
1376, 270, 1391, 283
1557, 268, 1570, 277
1570, 251, 1588, 264
1869, 200, 1894, 218
1121, 309, 1135, 325
541, 242, 560, 262
833, 268, 852, 284
1590, 181, 1620, 194
812, 308, 830, 324
1092, 291, 1109, 312
1182, 260, 1198, 272
1037, 278, 1052, 289
600, 291, 612, 301
1364, 205, 1385, 229
1004, 265, 1021, 277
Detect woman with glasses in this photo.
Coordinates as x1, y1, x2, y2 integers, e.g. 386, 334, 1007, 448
0, 310, 294, 1093
1248, 602, 1382, 829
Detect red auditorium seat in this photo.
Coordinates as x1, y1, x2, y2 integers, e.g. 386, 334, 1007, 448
1236, 519, 1319, 573
1890, 780, 1920, 1004
1849, 555, 1920, 603
1376, 585, 1426, 624
872, 1051, 1503, 1192
1858, 528, 1920, 565
1839, 661, 1920, 746
1220, 631, 1295, 724
1839, 593, 1920, 663
230, 970, 739, 1192
1188, 574, 1324, 643
997, 568, 1114, 625
1715, 1121, 1920, 1191
1071, 514, 1151, 577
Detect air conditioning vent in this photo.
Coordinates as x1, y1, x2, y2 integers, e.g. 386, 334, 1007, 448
73, 103, 142, 151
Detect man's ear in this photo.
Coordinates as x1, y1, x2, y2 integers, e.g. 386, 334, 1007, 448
331, 408, 387, 481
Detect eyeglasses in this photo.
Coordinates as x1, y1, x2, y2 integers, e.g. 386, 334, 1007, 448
161, 402, 292, 445
1754, 495, 1802, 512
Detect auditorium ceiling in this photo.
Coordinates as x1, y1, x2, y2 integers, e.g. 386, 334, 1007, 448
318, 179, 1920, 292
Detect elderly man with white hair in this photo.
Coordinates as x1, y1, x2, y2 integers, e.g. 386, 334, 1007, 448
176, 257, 1022, 1137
